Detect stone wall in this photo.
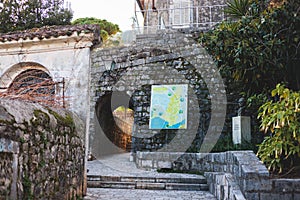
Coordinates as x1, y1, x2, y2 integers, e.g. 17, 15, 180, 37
0, 98, 85, 200
89, 30, 226, 157
135, 151, 300, 200
0, 152, 14, 198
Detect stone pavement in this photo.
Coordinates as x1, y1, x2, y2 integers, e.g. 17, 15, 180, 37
84, 153, 217, 200
84, 188, 217, 200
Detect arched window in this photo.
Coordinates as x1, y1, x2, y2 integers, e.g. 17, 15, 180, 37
6, 69, 56, 104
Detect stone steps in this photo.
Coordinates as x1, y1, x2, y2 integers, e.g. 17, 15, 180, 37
87, 175, 209, 191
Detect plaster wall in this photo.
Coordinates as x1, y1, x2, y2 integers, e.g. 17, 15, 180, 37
0, 39, 92, 124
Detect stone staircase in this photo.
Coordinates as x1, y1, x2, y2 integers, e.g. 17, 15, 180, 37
87, 174, 209, 191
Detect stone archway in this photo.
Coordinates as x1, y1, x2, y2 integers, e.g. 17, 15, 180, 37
95, 91, 134, 152
93, 58, 207, 156
89, 30, 227, 159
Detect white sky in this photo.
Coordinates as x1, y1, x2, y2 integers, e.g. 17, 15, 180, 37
68, 0, 140, 31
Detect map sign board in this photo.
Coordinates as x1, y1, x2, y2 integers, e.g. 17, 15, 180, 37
149, 84, 188, 129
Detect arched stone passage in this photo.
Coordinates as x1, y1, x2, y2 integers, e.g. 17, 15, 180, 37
95, 91, 134, 152
92, 57, 209, 156
90, 30, 227, 158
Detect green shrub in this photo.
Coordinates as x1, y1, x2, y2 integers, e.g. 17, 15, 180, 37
257, 84, 300, 173
199, 0, 300, 96
224, 0, 258, 19
72, 17, 120, 41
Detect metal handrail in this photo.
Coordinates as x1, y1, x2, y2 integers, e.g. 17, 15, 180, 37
134, 4, 228, 34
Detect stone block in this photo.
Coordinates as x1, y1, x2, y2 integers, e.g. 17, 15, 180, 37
292, 180, 300, 192
213, 164, 226, 173
136, 182, 165, 190
242, 178, 272, 192
212, 152, 226, 164
202, 162, 212, 172
141, 160, 153, 168
136, 151, 143, 159
294, 193, 300, 200
157, 161, 172, 169
131, 59, 145, 66
232, 190, 247, 200
233, 164, 240, 177
225, 151, 234, 164
217, 173, 227, 186
273, 179, 294, 193
260, 192, 293, 200
202, 153, 213, 163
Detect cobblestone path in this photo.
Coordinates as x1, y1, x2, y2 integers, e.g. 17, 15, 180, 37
84, 153, 216, 200
84, 188, 217, 200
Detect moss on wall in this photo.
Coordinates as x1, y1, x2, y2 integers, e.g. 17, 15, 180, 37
0, 99, 85, 200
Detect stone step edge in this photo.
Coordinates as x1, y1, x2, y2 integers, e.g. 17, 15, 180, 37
87, 175, 207, 184
87, 181, 209, 191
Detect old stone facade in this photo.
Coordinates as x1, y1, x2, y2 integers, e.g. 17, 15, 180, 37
0, 5, 229, 162
89, 30, 226, 158
0, 24, 100, 128
0, 6, 298, 200
0, 23, 227, 161
0, 99, 85, 199
0, 25, 100, 199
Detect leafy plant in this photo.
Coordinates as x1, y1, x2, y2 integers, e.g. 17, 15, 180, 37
224, 0, 253, 18
199, 1, 300, 148
72, 17, 120, 41
257, 84, 300, 173
200, 0, 300, 96
211, 134, 256, 153
22, 174, 34, 199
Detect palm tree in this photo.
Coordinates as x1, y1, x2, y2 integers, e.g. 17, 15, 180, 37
224, 0, 252, 18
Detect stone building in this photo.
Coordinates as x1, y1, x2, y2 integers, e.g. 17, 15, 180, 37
0, 25, 101, 198
135, 0, 228, 33
0, 25, 101, 155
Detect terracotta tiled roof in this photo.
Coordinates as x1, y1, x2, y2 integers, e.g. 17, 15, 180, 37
0, 24, 101, 44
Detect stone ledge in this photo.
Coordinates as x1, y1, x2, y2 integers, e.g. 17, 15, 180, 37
205, 172, 246, 200
134, 151, 300, 199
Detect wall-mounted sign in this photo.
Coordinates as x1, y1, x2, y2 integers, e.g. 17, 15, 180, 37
149, 84, 188, 129
232, 116, 251, 144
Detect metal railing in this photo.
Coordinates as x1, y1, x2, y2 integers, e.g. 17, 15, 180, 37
134, 4, 228, 34
0, 76, 66, 108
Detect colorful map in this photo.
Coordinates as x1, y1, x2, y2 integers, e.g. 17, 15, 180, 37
149, 84, 188, 129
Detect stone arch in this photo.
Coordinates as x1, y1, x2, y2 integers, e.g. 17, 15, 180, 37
90, 30, 227, 158
95, 91, 134, 151
0, 62, 51, 91
94, 55, 208, 155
